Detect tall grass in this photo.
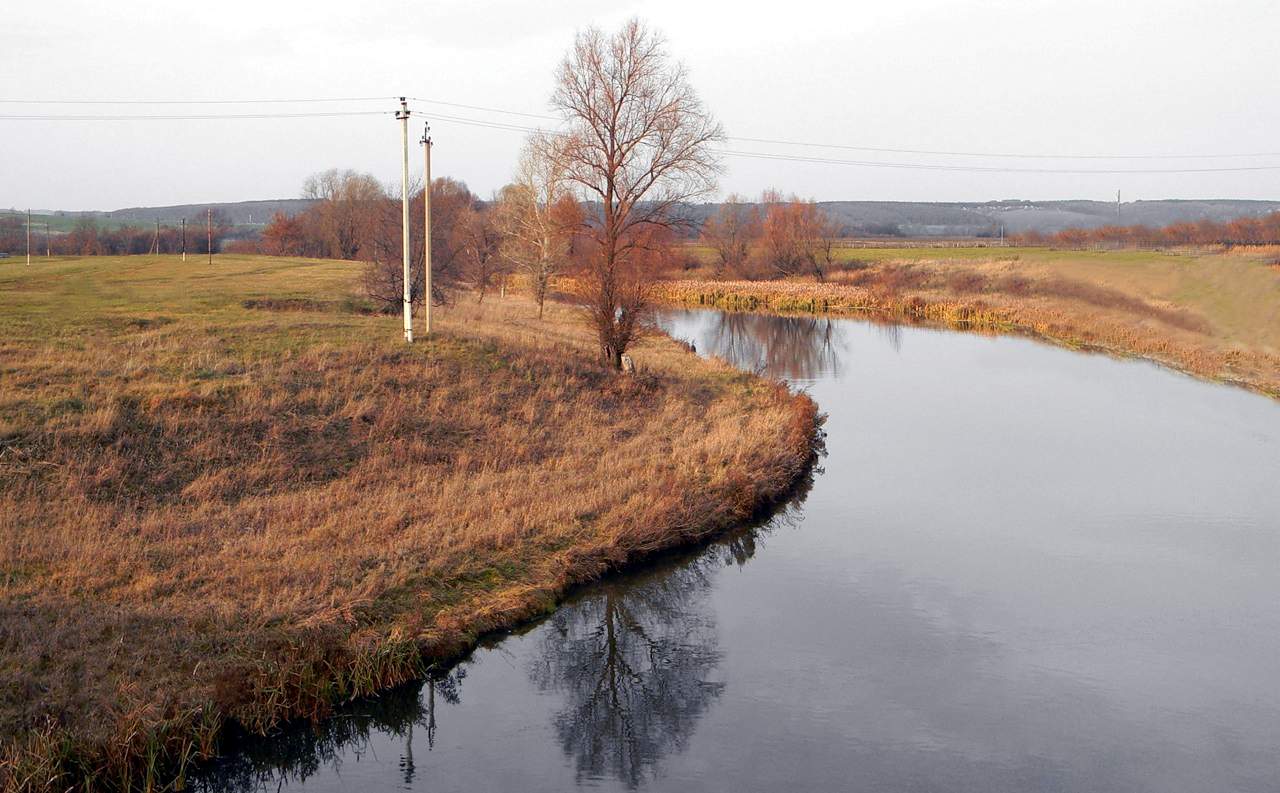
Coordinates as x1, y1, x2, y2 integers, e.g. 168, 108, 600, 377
0, 256, 821, 791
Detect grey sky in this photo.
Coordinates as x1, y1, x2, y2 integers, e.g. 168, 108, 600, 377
2, 0, 1277, 210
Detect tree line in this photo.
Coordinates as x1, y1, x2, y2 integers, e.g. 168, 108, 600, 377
0, 211, 234, 256
1012, 211, 1280, 248
699, 190, 842, 281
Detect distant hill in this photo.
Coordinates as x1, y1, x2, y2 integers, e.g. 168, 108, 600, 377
16, 197, 1280, 239
14, 199, 316, 230
682, 199, 1280, 238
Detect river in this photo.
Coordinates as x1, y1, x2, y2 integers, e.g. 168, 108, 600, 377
197, 308, 1280, 793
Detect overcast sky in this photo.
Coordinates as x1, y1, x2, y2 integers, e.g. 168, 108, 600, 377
3, 0, 1277, 210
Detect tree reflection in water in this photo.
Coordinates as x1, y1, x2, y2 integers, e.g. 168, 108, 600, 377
190, 668, 465, 793
527, 496, 810, 788
695, 312, 848, 381
191, 486, 814, 792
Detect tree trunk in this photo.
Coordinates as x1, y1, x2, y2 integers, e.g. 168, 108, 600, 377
603, 344, 622, 370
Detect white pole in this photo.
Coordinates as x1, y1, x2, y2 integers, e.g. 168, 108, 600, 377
421, 122, 432, 335
397, 97, 413, 343
26, 209, 31, 266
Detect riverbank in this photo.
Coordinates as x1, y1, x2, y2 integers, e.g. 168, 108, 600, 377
0, 256, 820, 791
660, 246, 1280, 397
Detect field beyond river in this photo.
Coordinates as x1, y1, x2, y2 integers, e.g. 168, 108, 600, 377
667, 244, 1280, 397
0, 256, 818, 790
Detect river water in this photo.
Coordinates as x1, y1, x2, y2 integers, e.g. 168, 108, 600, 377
199, 309, 1280, 793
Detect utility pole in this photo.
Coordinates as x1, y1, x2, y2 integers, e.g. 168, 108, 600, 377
44, 223, 50, 257
26, 209, 31, 266
1116, 190, 1121, 223
207, 208, 212, 265
421, 121, 432, 335
151, 219, 160, 255
181, 218, 187, 262
397, 97, 413, 343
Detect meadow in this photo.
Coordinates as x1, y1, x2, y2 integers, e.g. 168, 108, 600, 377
0, 255, 819, 791
670, 244, 1280, 397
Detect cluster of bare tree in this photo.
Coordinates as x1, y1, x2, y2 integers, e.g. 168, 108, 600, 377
257, 19, 721, 370
1014, 211, 1280, 248
0, 212, 231, 256
701, 190, 840, 281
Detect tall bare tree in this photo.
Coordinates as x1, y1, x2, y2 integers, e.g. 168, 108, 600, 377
493, 134, 581, 319
550, 18, 723, 368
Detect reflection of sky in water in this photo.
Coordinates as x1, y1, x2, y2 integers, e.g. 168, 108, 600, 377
200, 309, 1280, 793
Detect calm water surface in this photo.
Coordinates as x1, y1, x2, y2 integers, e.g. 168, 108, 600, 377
201, 310, 1280, 792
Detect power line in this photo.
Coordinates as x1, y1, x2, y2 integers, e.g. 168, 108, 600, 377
407, 94, 1280, 161
0, 110, 394, 120
4, 94, 1279, 173
0, 96, 393, 105
720, 148, 1280, 175
402, 111, 1280, 174
408, 96, 557, 121
724, 135, 1280, 161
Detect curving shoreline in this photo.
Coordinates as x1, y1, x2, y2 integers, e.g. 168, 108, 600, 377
0, 256, 823, 792
656, 278, 1280, 400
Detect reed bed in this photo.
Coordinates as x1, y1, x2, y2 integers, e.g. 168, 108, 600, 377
0, 256, 821, 791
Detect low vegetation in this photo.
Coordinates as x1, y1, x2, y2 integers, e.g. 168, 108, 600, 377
0, 254, 820, 791
1013, 210, 1280, 247
662, 245, 1280, 397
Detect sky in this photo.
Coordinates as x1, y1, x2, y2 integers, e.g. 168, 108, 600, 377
2, 0, 1278, 210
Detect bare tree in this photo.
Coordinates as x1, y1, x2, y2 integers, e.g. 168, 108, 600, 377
493, 134, 581, 319
700, 193, 760, 277
457, 203, 504, 303
302, 168, 384, 259
550, 18, 723, 369
760, 192, 838, 281
362, 177, 476, 313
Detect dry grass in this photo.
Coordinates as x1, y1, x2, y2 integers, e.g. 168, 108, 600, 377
0, 256, 819, 791
660, 245, 1280, 397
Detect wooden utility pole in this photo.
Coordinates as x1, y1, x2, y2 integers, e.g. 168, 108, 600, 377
181, 219, 186, 262
206, 208, 212, 265
150, 219, 160, 255
396, 97, 413, 343
420, 121, 432, 335
26, 209, 31, 266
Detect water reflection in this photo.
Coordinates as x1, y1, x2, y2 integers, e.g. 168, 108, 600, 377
669, 311, 849, 381
193, 480, 811, 792
194, 669, 466, 792
193, 306, 1280, 793
528, 553, 724, 786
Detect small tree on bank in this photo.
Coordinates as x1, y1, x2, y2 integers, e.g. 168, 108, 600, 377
550, 18, 723, 369
759, 191, 838, 281
700, 194, 760, 277
494, 134, 581, 319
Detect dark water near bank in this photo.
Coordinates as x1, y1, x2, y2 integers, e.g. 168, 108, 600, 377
200, 310, 1280, 793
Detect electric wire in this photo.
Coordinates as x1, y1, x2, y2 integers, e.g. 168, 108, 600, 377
3, 95, 1279, 173
0, 96, 393, 105
0, 110, 394, 120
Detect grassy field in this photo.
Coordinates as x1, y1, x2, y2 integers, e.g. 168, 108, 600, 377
670, 245, 1280, 396
0, 255, 819, 791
